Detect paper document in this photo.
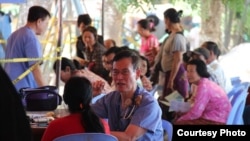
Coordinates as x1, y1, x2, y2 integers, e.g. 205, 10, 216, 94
164, 90, 184, 102
159, 90, 191, 112
169, 100, 191, 112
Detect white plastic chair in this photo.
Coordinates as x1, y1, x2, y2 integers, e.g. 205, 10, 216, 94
53, 133, 118, 141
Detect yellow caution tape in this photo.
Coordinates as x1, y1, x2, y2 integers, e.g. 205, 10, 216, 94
0, 37, 78, 45
1, 45, 62, 84
0, 39, 6, 44
11, 56, 62, 84
0, 46, 61, 63
0, 56, 61, 63
12, 61, 41, 84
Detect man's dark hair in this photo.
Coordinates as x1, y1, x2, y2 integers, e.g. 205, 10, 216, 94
103, 46, 121, 56
27, 6, 51, 22
77, 14, 92, 27
53, 57, 76, 72
202, 41, 221, 58
113, 49, 140, 70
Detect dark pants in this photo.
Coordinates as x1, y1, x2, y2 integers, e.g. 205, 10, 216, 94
158, 103, 175, 122
243, 105, 250, 125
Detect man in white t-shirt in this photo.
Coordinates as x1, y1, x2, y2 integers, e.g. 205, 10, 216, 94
201, 41, 233, 93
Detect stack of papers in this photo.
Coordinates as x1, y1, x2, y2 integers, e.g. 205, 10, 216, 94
159, 90, 191, 112
27, 112, 55, 123
159, 90, 183, 106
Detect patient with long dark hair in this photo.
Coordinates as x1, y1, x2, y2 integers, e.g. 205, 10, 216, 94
0, 66, 32, 141
41, 77, 110, 141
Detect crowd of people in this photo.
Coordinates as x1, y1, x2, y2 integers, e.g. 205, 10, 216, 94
0, 4, 241, 141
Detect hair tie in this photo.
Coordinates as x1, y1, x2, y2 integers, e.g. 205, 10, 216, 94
177, 10, 183, 18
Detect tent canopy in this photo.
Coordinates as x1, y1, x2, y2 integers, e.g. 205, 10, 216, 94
0, 0, 26, 3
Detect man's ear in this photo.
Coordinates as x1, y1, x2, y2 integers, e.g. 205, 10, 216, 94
65, 66, 71, 72
209, 50, 214, 56
36, 18, 42, 26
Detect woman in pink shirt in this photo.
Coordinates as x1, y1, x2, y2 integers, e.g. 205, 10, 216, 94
174, 59, 231, 125
137, 19, 159, 67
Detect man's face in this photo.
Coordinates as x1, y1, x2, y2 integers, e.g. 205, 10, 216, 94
111, 58, 140, 93
104, 40, 114, 49
60, 68, 71, 83
36, 16, 50, 35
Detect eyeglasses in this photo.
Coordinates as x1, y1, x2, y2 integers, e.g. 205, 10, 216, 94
103, 60, 112, 65
111, 69, 130, 76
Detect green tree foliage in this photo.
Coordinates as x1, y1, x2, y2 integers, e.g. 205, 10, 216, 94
222, 0, 245, 15
222, 0, 250, 45
112, 0, 249, 48
113, 0, 160, 14
171, 0, 250, 48
171, 0, 200, 9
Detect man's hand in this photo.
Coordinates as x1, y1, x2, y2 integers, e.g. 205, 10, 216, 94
92, 80, 105, 97
167, 80, 174, 91
141, 75, 153, 91
73, 56, 89, 66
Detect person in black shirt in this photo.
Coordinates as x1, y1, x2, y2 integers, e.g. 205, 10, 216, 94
0, 65, 32, 141
76, 14, 103, 60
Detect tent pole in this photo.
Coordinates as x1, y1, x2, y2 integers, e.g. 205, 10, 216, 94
55, 0, 62, 89
101, 0, 104, 38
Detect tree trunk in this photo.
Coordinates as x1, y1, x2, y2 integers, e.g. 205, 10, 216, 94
224, 7, 234, 50
200, 0, 225, 52
103, 0, 123, 46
